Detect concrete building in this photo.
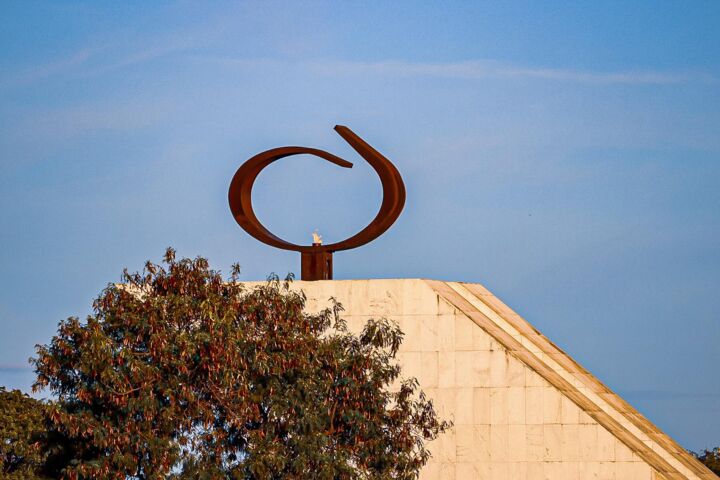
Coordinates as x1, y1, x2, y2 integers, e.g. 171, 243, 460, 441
282, 278, 715, 480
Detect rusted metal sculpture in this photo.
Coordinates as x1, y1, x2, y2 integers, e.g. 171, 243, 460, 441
228, 125, 405, 280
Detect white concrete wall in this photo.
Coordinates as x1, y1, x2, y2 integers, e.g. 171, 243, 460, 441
242, 279, 710, 480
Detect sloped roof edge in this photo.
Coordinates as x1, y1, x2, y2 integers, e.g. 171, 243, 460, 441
424, 280, 716, 480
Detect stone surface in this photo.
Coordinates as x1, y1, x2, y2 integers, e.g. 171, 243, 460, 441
241, 279, 716, 480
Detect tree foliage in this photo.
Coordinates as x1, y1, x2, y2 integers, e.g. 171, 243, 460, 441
0, 388, 48, 479
693, 447, 720, 476
32, 249, 449, 479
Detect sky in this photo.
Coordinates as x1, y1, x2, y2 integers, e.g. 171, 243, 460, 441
1, 1, 719, 451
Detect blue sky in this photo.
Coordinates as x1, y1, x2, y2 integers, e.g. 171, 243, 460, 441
1, 1, 719, 450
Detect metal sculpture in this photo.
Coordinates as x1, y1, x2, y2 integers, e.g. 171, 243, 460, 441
228, 125, 405, 280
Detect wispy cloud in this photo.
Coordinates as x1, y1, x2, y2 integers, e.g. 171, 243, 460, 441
84, 37, 205, 77
192, 56, 713, 85
308, 59, 714, 85
6, 45, 712, 89
0, 42, 198, 89
0, 48, 99, 88
0, 15, 225, 88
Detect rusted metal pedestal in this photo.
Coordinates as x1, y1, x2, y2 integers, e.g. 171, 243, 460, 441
301, 246, 333, 280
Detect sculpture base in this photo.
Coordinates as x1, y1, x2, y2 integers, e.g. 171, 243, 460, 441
300, 250, 333, 280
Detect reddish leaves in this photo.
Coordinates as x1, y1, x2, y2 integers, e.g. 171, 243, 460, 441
33, 249, 449, 479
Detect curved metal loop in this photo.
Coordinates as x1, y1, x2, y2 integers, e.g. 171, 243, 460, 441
228, 125, 405, 253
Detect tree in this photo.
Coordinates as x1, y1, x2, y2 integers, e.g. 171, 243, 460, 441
32, 249, 449, 479
693, 447, 720, 476
0, 388, 48, 479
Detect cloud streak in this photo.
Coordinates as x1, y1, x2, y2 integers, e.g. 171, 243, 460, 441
0, 14, 226, 89
4, 44, 712, 89
308, 59, 714, 85
0, 47, 98, 88
193, 55, 713, 85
